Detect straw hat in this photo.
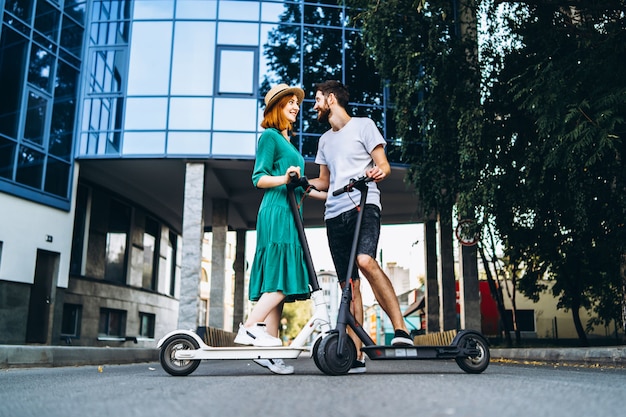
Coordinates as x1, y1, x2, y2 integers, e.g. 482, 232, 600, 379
264, 84, 305, 113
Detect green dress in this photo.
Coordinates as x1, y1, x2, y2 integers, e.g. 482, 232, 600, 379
249, 128, 310, 302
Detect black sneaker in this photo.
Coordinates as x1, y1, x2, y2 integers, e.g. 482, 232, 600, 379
348, 358, 366, 374
391, 330, 414, 346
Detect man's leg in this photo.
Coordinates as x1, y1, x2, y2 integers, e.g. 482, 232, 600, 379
357, 254, 409, 335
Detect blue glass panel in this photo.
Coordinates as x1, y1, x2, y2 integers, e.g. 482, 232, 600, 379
170, 22, 215, 95
16, 145, 44, 188
90, 49, 123, 93
44, 157, 70, 197
0, 137, 17, 179
218, 49, 255, 94
261, 2, 285, 22
175, 0, 217, 19
212, 98, 257, 131
4, 0, 35, 24
212, 132, 256, 157
50, 60, 78, 160
132, 0, 174, 19
0, 28, 28, 139
60, 13, 85, 58
64, 0, 87, 25
28, 44, 54, 92
23, 90, 48, 146
218, 1, 259, 21
168, 98, 212, 130
217, 22, 258, 45
34, 0, 61, 44
124, 98, 167, 130
167, 132, 211, 155
126, 22, 172, 95
122, 132, 166, 155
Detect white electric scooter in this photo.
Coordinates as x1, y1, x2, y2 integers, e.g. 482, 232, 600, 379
157, 174, 331, 376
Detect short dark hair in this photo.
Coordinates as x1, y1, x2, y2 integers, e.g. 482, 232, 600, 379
315, 80, 349, 108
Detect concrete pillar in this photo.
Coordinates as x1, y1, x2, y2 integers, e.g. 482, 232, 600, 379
232, 229, 246, 329
177, 163, 205, 330
439, 213, 457, 331
424, 219, 440, 333
208, 199, 228, 329
459, 243, 481, 331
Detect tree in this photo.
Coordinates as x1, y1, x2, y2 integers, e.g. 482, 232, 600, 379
349, 0, 626, 344
479, 0, 626, 343
346, 0, 483, 330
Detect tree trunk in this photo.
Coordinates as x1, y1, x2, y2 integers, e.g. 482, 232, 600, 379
478, 245, 512, 346
571, 300, 589, 347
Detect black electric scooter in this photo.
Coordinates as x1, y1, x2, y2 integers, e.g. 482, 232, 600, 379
313, 176, 490, 375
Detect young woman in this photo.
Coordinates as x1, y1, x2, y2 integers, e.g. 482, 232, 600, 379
234, 84, 324, 375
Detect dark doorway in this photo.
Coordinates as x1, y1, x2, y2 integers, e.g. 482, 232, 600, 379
25, 249, 59, 343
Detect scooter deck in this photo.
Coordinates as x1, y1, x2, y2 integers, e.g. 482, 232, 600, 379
361, 344, 469, 360
175, 345, 309, 361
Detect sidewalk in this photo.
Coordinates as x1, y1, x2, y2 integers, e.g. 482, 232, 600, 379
490, 346, 626, 367
2, 344, 625, 369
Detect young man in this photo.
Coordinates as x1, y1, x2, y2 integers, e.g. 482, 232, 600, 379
309, 80, 414, 374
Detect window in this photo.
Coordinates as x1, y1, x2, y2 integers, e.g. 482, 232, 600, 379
69, 184, 89, 275
0, 1, 84, 210
142, 217, 159, 290
215, 46, 258, 96
139, 312, 155, 338
98, 308, 126, 337
104, 199, 130, 283
165, 231, 177, 297
60, 303, 82, 338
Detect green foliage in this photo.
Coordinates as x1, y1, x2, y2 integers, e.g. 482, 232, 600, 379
480, 1, 626, 338
349, 0, 626, 340
281, 300, 313, 341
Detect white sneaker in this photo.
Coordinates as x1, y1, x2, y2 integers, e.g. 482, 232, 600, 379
253, 358, 294, 375
234, 323, 282, 347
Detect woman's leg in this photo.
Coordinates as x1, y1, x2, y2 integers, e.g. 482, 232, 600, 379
243, 291, 286, 334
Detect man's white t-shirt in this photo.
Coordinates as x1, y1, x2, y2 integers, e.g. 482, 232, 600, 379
315, 117, 386, 220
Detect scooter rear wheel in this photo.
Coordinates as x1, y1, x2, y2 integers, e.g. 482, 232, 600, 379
311, 336, 324, 373
315, 332, 356, 376
159, 334, 201, 376
454, 332, 490, 374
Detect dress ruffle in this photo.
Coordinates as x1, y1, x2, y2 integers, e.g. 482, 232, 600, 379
249, 201, 310, 302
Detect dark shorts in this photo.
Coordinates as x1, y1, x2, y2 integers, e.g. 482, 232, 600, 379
325, 204, 381, 283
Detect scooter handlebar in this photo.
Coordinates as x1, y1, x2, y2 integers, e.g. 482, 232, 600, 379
332, 176, 374, 196
287, 172, 317, 192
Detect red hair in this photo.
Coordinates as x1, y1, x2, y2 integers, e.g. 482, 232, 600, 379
261, 94, 297, 132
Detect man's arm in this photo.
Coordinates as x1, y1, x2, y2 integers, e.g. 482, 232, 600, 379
366, 144, 391, 182
307, 164, 330, 200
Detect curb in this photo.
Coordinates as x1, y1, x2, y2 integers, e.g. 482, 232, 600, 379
0, 345, 159, 369
490, 347, 626, 367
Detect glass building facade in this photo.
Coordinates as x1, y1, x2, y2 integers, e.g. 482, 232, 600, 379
78, 0, 395, 161
2, 0, 398, 212
1, 0, 86, 210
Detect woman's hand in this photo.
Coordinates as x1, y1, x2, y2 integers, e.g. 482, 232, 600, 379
284, 166, 301, 184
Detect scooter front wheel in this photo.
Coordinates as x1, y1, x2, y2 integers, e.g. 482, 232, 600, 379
159, 334, 201, 376
454, 332, 490, 374
315, 332, 356, 376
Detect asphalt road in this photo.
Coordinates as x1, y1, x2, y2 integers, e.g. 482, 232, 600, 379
1, 357, 624, 417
